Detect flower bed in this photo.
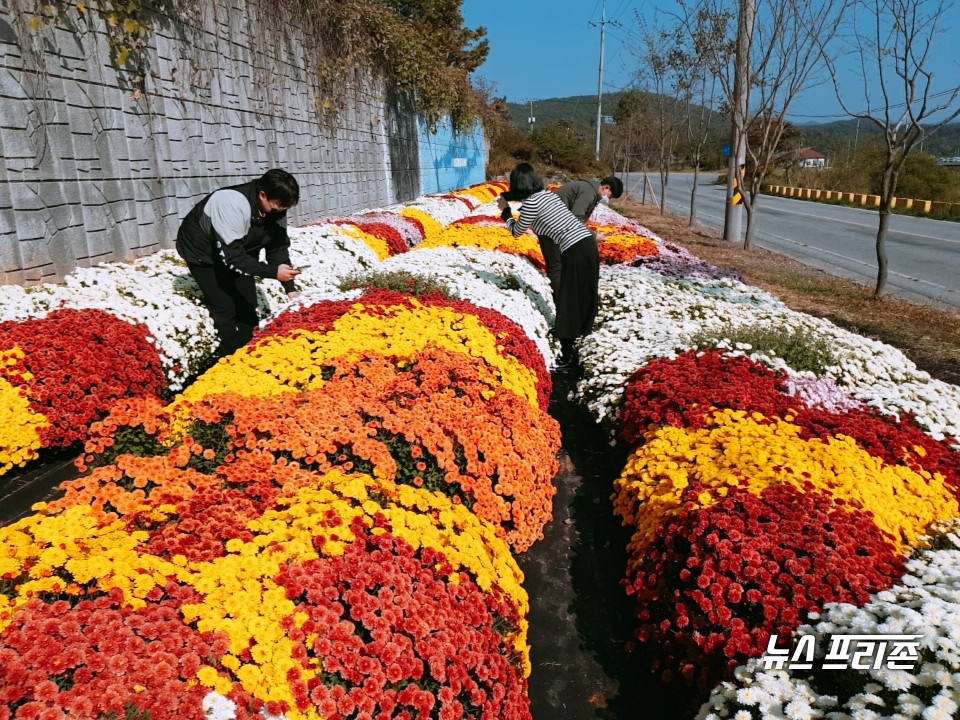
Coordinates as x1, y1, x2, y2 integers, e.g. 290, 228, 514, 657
3, 177, 960, 719
566, 211, 960, 712
0, 182, 557, 720
0, 185, 501, 479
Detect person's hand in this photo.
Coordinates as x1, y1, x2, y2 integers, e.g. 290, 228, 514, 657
277, 264, 300, 282
287, 291, 301, 301
495, 196, 508, 211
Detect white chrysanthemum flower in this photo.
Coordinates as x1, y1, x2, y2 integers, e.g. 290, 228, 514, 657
785, 697, 817, 720
202, 691, 237, 720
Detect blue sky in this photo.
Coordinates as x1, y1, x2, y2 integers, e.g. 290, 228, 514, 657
461, 0, 960, 126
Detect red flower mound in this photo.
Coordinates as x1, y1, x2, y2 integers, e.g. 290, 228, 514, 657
627, 483, 904, 699
450, 214, 506, 227
618, 350, 789, 445
618, 351, 960, 496
276, 521, 532, 720
0, 585, 258, 720
434, 193, 476, 209
0, 308, 166, 448
256, 289, 552, 408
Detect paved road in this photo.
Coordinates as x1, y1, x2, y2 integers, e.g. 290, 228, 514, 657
626, 171, 960, 309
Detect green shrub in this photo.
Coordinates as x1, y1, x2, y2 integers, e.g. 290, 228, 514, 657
690, 323, 837, 375
339, 271, 455, 299
87, 425, 167, 471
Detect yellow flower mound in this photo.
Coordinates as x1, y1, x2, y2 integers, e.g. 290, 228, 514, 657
178, 541, 318, 714
419, 224, 544, 262
177, 470, 530, 711
613, 409, 958, 559
0, 505, 177, 632
455, 184, 501, 204
0, 355, 48, 474
401, 207, 444, 244
169, 301, 541, 428
338, 224, 391, 261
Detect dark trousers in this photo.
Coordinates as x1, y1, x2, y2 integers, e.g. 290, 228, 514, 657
537, 234, 563, 297
188, 263, 259, 358
554, 236, 600, 341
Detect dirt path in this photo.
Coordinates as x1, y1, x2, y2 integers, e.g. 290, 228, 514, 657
520, 369, 684, 720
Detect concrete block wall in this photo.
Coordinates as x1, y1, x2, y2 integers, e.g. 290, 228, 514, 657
0, 0, 486, 285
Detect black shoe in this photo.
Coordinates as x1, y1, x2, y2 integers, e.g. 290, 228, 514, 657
554, 354, 578, 371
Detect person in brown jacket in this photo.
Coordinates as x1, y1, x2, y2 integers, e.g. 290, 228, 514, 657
538, 177, 623, 296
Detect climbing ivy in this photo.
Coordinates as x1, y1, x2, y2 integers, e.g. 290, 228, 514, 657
14, 0, 489, 128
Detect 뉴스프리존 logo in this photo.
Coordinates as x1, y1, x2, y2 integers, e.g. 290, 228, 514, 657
759, 634, 923, 672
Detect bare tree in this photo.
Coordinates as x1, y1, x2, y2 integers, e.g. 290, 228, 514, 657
633, 23, 689, 213
741, 0, 845, 247
665, 6, 727, 226
671, 0, 844, 248
607, 91, 660, 203
827, 0, 960, 297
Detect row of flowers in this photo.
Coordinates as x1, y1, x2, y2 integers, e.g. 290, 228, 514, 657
0, 182, 522, 478
9, 172, 952, 719
0, 180, 594, 720
557, 209, 960, 716
0, 179, 664, 480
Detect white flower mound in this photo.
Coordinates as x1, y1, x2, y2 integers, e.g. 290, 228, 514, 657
404, 196, 475, 226
698, 530, 960, 720
381, 246, 557, 364
576, 264, 960, 441
0, 250, 218, 390
257, 223, 376, 313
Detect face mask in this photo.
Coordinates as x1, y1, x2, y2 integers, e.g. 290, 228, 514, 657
260, 209, 286, 222
600, 196, 610, 205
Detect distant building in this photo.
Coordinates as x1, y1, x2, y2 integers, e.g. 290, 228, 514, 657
797, 148, 828, 169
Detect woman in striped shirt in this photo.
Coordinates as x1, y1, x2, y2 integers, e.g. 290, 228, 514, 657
496, 163, 599, 370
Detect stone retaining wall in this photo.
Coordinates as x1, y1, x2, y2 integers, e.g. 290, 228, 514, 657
0, 0, 486, 285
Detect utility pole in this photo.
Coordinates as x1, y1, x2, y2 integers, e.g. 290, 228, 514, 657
591, 0, 608, 160
528, 100, 535, 132
723, 0, 755, 244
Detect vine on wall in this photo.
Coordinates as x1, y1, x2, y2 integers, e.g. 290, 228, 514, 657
13, 0, 490, 129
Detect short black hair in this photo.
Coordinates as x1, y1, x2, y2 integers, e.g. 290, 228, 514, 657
601, 176, 624, 199
258, 168, 299, 208
502, 163, 544, 201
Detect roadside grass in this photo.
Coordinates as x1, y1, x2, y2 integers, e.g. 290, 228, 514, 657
612, 196, 960, 386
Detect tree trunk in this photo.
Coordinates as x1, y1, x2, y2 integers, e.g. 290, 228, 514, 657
874, 163, 898, 298
874, 205, 891, 297
659, 166, 669, 215
689, 164, 700, 226
744, 193, 757, 250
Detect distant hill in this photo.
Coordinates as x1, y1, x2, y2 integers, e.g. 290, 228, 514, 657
797, 120, 960, 160
506, 94, 621, 135
506, 95, 960, 160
